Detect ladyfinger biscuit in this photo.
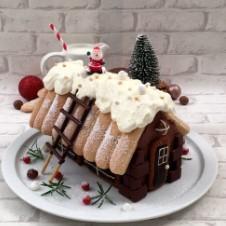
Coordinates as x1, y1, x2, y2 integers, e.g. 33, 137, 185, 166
41, 94, 68, 136
165, 112, 190, 136
83, 113, 111, 162
21, 97, 40, 113
32, 91, 56, 131
95, 121, 121, 169
73, 105, 99, 156
37, 88, 46, 98
62, 97, 90, 146
109, 128, 145, 175
52, 97, 74, 141
29, 89, 48, 127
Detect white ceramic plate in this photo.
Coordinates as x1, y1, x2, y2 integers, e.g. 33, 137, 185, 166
2, 129, 218, 223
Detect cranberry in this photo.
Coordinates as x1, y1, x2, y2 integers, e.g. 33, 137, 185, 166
23, 156, 31, 164
82, 195, 91, 205
54, 171, 63, 181
27, 169, 38, 180
181, 147, 189, 155
81, 181, 90, 191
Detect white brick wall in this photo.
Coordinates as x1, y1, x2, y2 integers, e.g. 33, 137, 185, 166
0, 1, 225, 75
165, 0, 225, 9
101, 0, 164, 9
0, 34, 34, 53
168, 33, 226, 55
137, 12, 205, 32
4, 10, 63, 33
0, 0, 27, 9
29, 0, 100, 9
200, 54, 226, 75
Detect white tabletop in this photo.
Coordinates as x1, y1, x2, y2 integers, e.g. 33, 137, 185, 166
0, 74, 226, 226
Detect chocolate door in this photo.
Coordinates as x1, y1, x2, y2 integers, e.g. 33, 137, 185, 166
149, 137, 171, 190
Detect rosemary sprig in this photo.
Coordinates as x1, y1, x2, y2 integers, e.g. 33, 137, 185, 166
182, 156, 192, 160
41, 180, 71, 199
91, 182, 116, 208
26, 139, 44, 162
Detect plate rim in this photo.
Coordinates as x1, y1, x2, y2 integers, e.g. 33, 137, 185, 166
1, 129, 218, 223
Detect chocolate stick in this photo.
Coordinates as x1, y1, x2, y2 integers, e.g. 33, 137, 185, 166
41, 152, 53, 174
49, 163, 61, 182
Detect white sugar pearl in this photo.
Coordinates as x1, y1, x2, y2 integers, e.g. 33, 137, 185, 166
121, 203, 134, 212
138, 85, 146, 95
118, 71, 128, 80
29, 181, 41, 191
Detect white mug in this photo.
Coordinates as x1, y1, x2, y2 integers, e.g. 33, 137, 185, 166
40, 43, 109, 75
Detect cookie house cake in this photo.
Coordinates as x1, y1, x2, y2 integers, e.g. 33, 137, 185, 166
29, 35, 190, 202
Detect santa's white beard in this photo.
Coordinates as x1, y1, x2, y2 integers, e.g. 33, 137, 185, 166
91, 53, 103, 60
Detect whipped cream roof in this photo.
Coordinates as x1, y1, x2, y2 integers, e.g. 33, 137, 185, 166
43, 60, 175, 133
43, 60, 84, 95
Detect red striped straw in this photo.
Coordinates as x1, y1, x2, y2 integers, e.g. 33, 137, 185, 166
49, 23, 68, 52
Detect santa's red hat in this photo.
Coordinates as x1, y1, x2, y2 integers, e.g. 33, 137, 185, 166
93, 46, 100, 52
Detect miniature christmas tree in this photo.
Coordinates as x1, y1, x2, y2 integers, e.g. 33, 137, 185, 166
128, 34, 160, 86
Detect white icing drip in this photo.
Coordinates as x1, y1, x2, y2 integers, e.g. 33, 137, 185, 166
43, 60, 175, 133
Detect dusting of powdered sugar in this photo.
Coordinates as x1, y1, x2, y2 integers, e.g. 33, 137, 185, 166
117, 135, 130, 156
42, 99, 51, 109
95, 123, 115, 164
88, 118, 103, 142
63, 97, 73, 110
48, 96, 59, 115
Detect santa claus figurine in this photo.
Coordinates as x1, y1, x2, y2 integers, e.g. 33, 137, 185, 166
87, 46, 105, 74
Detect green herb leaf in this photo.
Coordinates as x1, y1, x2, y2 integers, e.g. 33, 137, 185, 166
105, 195, 116, 205
26, 139, 44, 162
98, 198, 104, 208
91, 182, 116, 208
97, 181, 104, 193
41, 180, 71, 199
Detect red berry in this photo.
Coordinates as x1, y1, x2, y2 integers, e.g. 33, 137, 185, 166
27, 169, 39, 180
18, 75, 44, 101
23, 156, 31, 164
82, 195, 91, 205
181, 147, 189, 155
54, 171, 63, 181
81, 181, 90, 191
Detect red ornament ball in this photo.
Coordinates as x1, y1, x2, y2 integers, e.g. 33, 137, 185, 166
82, 195, 91, 205
168, 84, 181, 100
18, 75, 44, 101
